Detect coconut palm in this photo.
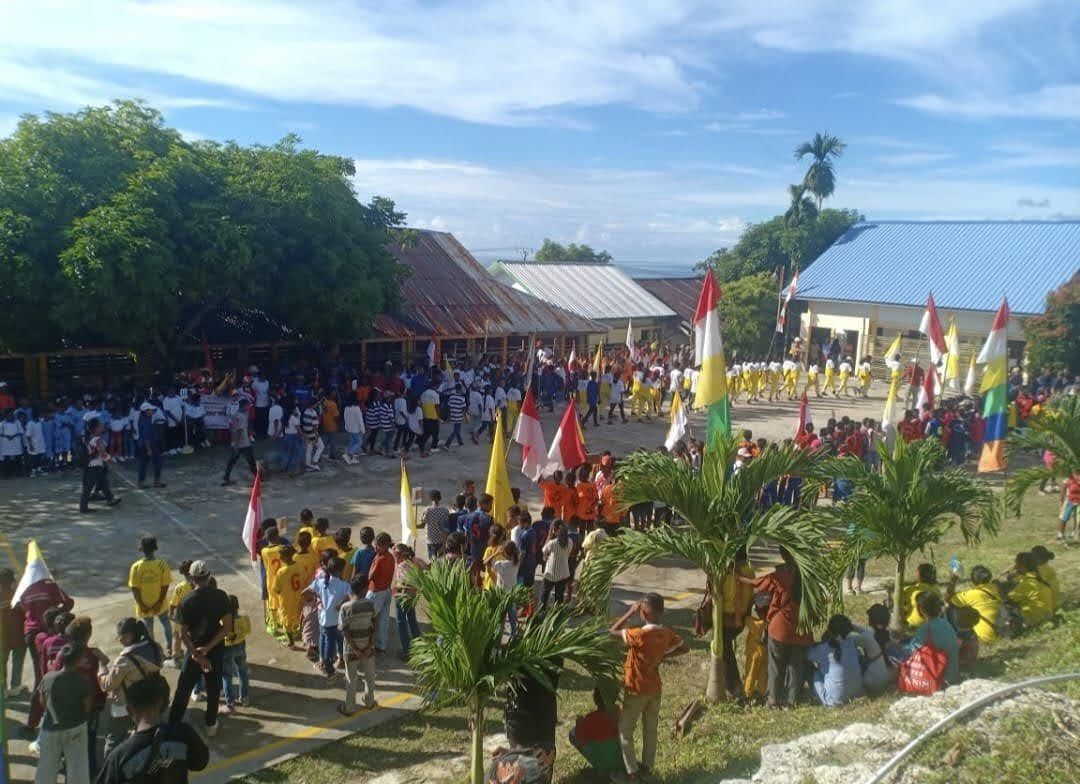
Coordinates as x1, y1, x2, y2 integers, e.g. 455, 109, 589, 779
784, 183, 818, 228
794, 132, 846, 209
832, 437, 999, 632
1005, 393, 1080, 516
579, 435, 840, 702
403, 559, 619, 784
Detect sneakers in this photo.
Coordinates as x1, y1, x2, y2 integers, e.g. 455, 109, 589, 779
163, 657, 180, 669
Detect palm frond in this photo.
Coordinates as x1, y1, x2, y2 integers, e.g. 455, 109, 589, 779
1007, 395, 1080, 513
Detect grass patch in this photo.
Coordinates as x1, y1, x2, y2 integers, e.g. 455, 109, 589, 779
242, 490, 1080, 783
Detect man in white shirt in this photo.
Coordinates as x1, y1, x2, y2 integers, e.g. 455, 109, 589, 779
607, 377, 627, 424
251, 368, 270, 441
161, 388, 184, 454
184, 394, 207, 449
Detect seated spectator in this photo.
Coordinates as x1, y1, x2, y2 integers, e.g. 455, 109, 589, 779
1008, 551, 1054, 628
1029, 545, 1061, 612
569, 687, 621, 775
905, 592, 959, 686
946, 565, 1002, 643
899, 563, 941, 629
852, 606, 894, 694
807, 615, 865, 706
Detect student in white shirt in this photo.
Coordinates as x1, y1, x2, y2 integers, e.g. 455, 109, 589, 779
0, 409, 25, 477
161, 389, 185, 454
607, 377, 627, 424
184, 395, 207, 449
342, 394, 365, 465
471, 387, 496, 444
251, 370, 270, 439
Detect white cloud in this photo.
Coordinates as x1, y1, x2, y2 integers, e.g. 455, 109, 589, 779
898, 84, 1080, 119
876, 151, 953, 166
986, 142, 1080, 168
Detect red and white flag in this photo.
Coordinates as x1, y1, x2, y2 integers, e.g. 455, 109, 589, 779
545, 402, 587, 474
241, 470, 263, 561
916, 364, 938, 412
776, 268, 799, 333
513, 389, 548, 481
795, 391, 814, 437
918, 293, 948, 365
567, 346, 576, 374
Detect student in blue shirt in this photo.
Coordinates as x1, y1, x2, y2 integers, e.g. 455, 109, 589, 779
350, 527, 377, 586
303, 556, 352, 678
807, 614, 865, 706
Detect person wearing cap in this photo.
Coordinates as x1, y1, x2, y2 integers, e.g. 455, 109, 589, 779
135, 402, 165, 489
169, 560, 233, 737
222, 398, 257, 486
99, 617, 164, 756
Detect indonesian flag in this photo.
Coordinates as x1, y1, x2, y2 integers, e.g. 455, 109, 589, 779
918, 293, 948, 365
567, 346, 576, 373
12, 540, 53, 604
664, 390, 688, 451
692, 269, 731, 442
625, 319, 636, 361
545, 402, 587, 473
513, 389, 548, 481
916, 363, 938, 412
775, 268, 799, 333
241, 470, 263, 561
400, 459, 417, 546
795, 391, 815, 438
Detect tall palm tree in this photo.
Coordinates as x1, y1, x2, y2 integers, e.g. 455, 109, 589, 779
1005, 393, 1080, 516
833, 437, 999, 632
579, 435, 839, 703
403, 559, 619, 784
784, 183, 818, 228
794, 132, 846, 209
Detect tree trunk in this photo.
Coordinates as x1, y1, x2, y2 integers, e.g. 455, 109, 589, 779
890, 556, 907, 633
469, 698, 485, 784
705, 582, 725, 703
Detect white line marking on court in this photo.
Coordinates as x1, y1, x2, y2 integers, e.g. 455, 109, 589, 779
113, 470, 258, 590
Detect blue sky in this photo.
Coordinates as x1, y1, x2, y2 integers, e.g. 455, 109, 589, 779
3, 1, 1079, 275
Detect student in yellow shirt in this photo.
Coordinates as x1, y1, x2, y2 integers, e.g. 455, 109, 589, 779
128, 535, 173, 651
1009, 551, 1054, 628
297, 508, 316, 544
335, 528, 356, 582
167, 560, 195, 665
718, 551, 755, 699
947, 566, 1002, 643
900, 563, 941, 629
313, 517, 338, 558
1030, 546, 1061, 611
261, 528, 288, 635
271, 546, 305, 647
223, 594, 252, 711
294, 531, 319, 587
743, 593, 769, 702
481, 525, 508, 590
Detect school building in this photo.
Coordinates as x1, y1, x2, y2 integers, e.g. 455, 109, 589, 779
794, 220, 1080, 372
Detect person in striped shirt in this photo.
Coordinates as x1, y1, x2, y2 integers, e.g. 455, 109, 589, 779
445, 383, 467, 447
376, 391, 396, 457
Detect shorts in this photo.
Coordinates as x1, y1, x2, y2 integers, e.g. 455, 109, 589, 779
1061, 500, 1077, 523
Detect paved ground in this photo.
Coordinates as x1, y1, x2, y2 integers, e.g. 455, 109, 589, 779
0, 391, 883, 782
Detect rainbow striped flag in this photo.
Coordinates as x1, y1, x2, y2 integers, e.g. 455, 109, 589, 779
976, 299, 1010, 472
693, 269, 730, 445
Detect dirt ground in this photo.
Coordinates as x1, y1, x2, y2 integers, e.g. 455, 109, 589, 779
0, 390, 883, 783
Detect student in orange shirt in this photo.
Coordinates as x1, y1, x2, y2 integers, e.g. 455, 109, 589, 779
576, 465, 599, 530
321, 390, 341, 459
562, 471, 579, 523
610, 593, 687, 782
539, 470, 566, 513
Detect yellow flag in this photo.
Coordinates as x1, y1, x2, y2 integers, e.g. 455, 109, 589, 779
485, 414, 514, 527
400, 460, 417, 547
592, 341, 604, 375
883, 332, 902, 362
882, 376, 900, 429
944, 317, 961, 387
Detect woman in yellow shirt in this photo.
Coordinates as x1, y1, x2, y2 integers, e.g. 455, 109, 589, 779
900, 563, 941, 629
1030, 545, 1061, 611
1009, 552, 1054, 628
481, 525, 508, 590
947, 566, 1002, 642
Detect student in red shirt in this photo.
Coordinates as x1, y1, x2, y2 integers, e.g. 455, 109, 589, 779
365, 533, 395, 653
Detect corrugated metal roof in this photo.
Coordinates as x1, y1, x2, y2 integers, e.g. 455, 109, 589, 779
374, 231, 605, 338
635, 277, 702, 324
490, 262, 678, 320
798, 221, 1080, 315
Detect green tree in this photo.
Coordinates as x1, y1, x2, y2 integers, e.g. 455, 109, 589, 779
717, 272, 779, 359
795, 132, 846, 209
834, 438, 999, 632
404, 559, 619, 784
1006, 394, 1080, 522
1023, 273, 1080, 372
0, 101, 404, 359
580, 437, 838, 702
784, 183, 818, 228
534, 238, 613, 264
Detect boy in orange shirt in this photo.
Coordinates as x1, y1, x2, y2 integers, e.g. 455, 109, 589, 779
539, 470, 567, 514
575, 465, 599, 530
610, 593, 688, 782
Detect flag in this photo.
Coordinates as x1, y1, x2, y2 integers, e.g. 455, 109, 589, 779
592, 341, 604, 375
775, 267, 799, 333
485, 414, 514, 526
400, 460, 417, 546
916, 363, 938, 412
513, 389, 547, 482
882, 375, 900, 429
883, 332, 903, 363
241, 470, 263, 561
964, 353, 977, 397
795, 391, 815, 436
426, 338, 437, 368
625, 319, 636, 361
546, 402, 587, 474
944, 317, 961, 389
918, 293, 948, 365
664, 391, 687, 450
11, 540, 52, 604
444, 355, 454, 377
692, 269, 730, 444
977, 299, 1010, 472
567, 346, 576, 373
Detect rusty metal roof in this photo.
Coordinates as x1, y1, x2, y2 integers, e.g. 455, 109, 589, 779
635, 277, 702, 325
374, 230, 605, 338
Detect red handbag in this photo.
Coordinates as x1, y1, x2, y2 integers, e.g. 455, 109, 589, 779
898, 625, 948, 695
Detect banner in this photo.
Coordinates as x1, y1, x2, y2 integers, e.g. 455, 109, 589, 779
201, 394, 233, 430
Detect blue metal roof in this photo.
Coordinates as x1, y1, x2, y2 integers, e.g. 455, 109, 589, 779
798, 221, 1080, 316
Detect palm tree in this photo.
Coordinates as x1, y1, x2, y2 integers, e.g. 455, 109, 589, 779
1005, 393, 1080, 516
833, 437, 999, 632
784, 183, 818, 228
794, 132, 846, 209
579, 435, 839, 703
403, 559, 619, 784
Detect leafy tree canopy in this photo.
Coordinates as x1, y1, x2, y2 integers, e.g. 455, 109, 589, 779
696, 208, 861, 283
1024, 272, 1080, 372
0, 101, 405, 358
534, 238, 612, 264
717, 272, 778, 360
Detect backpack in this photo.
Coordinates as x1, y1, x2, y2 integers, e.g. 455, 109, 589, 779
898, 625, 948, 696
996, 602, 1026, 639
